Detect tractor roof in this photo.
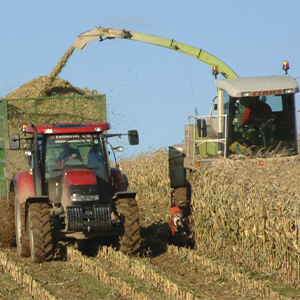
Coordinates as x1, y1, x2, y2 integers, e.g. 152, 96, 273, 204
25, 122, 110, 134
218, 75, 299, 97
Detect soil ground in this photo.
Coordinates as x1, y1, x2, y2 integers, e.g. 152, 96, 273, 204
1, 224, 300, 300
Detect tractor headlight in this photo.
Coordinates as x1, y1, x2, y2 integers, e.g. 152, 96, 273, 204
69, 184, 99, 202
71, 194, 100, 202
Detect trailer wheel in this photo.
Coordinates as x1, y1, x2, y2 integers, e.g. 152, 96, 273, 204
15, 195, 30, 257
117, 198, 141, 255
28, 202, 54, 262
0, 202, 15, 247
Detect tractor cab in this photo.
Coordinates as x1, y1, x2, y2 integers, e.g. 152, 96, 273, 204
21, 122, 114, 210
44, 132, 110, 204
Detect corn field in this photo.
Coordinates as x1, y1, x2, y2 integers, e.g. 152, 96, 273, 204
120, 149, 172, 229
0, 149, 298, 299
122, 149, 300, 288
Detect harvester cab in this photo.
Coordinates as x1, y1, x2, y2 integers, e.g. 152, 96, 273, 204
183, 62, 299, 170
10, 122, 141, 262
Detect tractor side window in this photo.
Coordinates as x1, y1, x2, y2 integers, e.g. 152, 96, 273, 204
45, 139, 64, 203
46, 140, 64, 172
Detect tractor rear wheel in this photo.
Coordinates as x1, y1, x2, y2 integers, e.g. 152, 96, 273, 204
0, 202, 15, 247
117, 198, 141, 255
15, 195, 30, 257
28, 202, 54, 262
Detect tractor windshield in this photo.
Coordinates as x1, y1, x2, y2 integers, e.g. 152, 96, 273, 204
45, 133, 108, 180
44, 133, 109, 203
226, 93, 297, 156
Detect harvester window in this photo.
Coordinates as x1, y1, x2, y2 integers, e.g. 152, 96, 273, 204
264, 95, 283, 112
223, 92, 230, 115
228, 93, 297, 156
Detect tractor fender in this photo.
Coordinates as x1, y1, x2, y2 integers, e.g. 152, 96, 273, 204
12, 172, 48, 233
110, 168, 128, 194
13, 172, 34, 205
113, 191, 137, 201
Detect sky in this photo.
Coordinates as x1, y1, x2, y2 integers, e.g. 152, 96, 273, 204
2, 0, 300, 158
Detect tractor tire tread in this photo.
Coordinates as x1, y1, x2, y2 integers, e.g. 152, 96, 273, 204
117, 198, 141, 255
28, 202, 54, 262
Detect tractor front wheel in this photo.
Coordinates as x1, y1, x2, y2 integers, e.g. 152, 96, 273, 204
28, 202, 54, 262
117, 198, 141, 255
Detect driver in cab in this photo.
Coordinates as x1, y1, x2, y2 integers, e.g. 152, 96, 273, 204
87, 139, 105, 178
56, 142, 82, 166
242, 96, 275, 125
242, 96, 275, 148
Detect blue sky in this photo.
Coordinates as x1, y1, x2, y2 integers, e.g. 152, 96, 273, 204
2, 0, 300, 157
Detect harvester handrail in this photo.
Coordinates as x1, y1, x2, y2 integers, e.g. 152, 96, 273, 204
185, 114, 227, 159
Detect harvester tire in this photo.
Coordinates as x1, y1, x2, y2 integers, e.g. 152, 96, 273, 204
117, 198, 141, 255
15, 195, 30, 257
28, 202, 54, 262
0, 202, 15, 247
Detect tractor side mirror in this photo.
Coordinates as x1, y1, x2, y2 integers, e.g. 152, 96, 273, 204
9, 134, 20, 150
128, 130, 139, 145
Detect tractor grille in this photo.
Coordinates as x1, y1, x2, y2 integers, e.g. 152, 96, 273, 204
66, 204, 111, 232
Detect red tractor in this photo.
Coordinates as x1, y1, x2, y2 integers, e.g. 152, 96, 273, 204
9, 122, 141, 262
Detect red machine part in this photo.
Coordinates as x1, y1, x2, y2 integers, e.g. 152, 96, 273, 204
63, 169, 97, 186
169, 206, 195, 246
24, 122, 110, 135
110, 168, 128, 194
169, 206, 184, 235
14, 172, 34, 204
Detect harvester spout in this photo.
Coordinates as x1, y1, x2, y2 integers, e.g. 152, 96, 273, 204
73, 27, 132, 50
72, 26, 238, 79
